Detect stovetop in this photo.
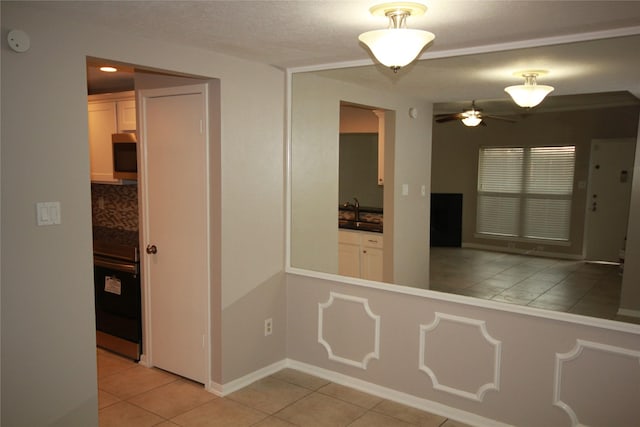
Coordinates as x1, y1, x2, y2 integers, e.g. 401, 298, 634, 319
93, 227, 139, 262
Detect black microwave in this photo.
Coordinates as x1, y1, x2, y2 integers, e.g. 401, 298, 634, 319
112, 133, 137, 180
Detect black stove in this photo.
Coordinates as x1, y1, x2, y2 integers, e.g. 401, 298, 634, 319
92, 227, 142, 360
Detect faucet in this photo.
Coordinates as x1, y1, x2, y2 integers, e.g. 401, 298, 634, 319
342, 197, 360, 222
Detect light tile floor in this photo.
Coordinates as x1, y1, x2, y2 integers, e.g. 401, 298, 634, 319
97, 349, 471, 426
430, 247, 639, 324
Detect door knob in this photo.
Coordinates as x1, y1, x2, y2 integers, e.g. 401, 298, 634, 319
146, 244, 158, 254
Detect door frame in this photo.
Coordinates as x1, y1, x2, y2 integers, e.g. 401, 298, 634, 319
137, 83, 211, 385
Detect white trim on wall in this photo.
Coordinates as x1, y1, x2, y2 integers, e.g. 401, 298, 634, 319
419, 312, 501, 402
288, 269, 640, 335
553, 339, 640, 427
318, 292, 381, 369
617, 308, 640, 318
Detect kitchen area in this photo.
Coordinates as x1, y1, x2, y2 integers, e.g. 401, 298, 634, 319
337, 103, 386, 282
88, 84, 143, 361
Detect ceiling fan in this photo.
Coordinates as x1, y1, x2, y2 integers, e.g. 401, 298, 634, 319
434, 101, 517, 127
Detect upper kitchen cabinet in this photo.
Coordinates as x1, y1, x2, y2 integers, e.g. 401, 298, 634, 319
116, 99, 136, 132
88, 91, 136, 183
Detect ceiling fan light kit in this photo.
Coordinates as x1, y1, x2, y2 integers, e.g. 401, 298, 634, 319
505, 70, 555, 108
435, 100, 518, 127
461, 111, 483, 127
359, 2, 435, 72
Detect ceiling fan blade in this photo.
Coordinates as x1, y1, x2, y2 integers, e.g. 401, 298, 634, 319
435, 113, 465, 123
483, 114, 517, 123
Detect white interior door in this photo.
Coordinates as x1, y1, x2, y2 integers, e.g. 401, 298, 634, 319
140, 84, 209, 383
585, 138, 636, 262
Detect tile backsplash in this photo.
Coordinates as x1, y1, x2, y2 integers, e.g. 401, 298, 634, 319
91, 183, 138, 231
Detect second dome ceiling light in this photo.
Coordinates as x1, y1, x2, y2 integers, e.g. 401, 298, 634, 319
359, 2, 554, 107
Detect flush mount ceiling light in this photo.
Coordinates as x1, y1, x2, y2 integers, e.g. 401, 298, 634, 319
504, 70, 555, 108
100, 66, 118, 73
358, 2, 435, 73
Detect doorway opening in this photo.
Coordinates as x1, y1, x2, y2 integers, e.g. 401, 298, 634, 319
86, 58, 219, 391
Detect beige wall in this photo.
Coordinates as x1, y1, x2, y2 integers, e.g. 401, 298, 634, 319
432, 106, 640, 257
1, 3, 285, 425
340, 105, 378, 133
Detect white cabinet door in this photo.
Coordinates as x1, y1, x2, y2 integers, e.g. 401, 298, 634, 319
338, 230, 383, 280
361, 234, 384, 281
362, 247, 384, 281
88, 102, 118, 183
338, 242, 360, 277
117, 99, 137, 132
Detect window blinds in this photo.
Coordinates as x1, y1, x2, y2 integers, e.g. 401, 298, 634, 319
477, 146, 575, 241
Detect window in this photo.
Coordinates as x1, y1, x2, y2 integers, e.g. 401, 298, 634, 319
477, 146, 575, 242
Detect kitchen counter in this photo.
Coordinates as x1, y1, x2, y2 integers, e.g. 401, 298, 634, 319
339, 205, 383, 233
93, 226, 139, 260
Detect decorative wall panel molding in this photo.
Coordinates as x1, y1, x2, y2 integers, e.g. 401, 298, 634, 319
554, 339, 640, 427
318, 292, 380, 369
419, 312, 501, 401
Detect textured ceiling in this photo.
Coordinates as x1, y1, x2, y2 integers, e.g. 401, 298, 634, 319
21, 1, 639, 105
18, 1, 640, 68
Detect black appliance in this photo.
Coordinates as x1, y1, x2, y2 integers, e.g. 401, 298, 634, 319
112, 133, 137, 180
93, 227, 141, 360
430, 193, 463, 247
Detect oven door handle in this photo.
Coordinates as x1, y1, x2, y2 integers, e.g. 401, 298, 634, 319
94, 257, 138, 276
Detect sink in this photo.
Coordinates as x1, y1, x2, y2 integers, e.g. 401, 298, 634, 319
339, 219, 383, 233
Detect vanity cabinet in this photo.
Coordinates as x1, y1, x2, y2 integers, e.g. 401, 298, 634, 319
338, 230, 383, 281
88, 92, 136, 183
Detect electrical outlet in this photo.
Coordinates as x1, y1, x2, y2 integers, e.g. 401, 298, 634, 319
264, 318, 273, 336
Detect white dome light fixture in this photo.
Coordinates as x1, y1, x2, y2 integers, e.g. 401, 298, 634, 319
505, 70, 554, 108
359, 2, 435, 73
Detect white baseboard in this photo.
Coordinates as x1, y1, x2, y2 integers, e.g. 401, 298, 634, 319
208, 359, 288, 396
137, 354, 150, 368
211, 358, 511, 426
462, 242, 583, 260
617, 308, 640, 318
285, 359, 511, 427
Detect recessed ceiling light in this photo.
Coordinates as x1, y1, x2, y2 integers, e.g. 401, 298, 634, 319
100, 66, 118, 73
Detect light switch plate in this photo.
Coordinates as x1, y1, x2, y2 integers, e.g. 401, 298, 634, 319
36, 202, 61, 226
